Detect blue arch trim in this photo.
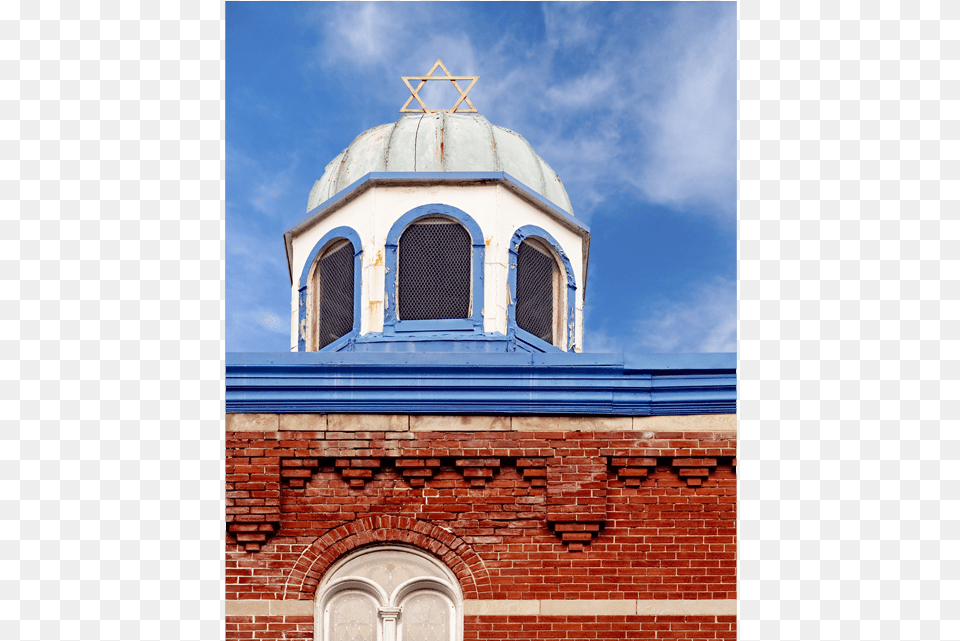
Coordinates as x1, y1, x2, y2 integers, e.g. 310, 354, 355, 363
383, 204, 485, 335
297, 226, 363, 352
507, 225, 577, 352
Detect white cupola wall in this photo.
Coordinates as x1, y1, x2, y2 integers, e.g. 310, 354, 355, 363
283, 113, 590, 354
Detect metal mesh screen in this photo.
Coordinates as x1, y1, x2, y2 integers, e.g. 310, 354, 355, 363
516, 240, 556, 344
317, 242, 354, 348
398, 221, 471, 320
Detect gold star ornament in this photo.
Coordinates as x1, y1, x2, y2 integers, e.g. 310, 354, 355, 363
400, 59, 478, 113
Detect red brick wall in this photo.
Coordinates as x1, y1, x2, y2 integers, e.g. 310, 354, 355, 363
226, 425, 736, 638
466, 615, 737, 640
226, 615, 312, 641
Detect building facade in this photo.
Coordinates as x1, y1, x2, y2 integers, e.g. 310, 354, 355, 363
226, 109, 737, 640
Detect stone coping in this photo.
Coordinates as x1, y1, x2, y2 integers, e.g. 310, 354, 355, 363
225, 413, 737, 434
224, 599, 736, 617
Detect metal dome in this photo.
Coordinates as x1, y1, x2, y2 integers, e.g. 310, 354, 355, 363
307, 113, 573, 214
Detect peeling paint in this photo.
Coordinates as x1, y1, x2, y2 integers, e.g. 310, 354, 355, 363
373, 249, 383, 267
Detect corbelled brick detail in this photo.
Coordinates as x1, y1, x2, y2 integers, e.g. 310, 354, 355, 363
546, 456, 608, 549
671, 457, 718, 487
608, 455, 734, 488
226, 436, 283, 552
609, 457, 658, 487
226, 427, 737, 620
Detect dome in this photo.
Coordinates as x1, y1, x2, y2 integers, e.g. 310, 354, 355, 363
307, 113, 573, 215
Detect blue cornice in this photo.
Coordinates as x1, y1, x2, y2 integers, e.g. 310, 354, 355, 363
225, 352, 736, 416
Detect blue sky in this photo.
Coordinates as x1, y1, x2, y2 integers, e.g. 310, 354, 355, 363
226, 1, 736, 354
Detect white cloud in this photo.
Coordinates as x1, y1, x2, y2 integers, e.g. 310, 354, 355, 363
320, 3, 405, 68
227, 143, 301, 218
260, 312, 288, 334
312, 3, 480, 80
627, 276, 737, 353
629, 10, 737, 216
228, 307, 292, 352
302, 3, 735, 221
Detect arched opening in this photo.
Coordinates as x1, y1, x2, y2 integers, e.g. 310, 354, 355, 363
298, 226, 362, 352
515, 237, 563, 346
315, 546, 463, 641
306, 238, 356, 350
397, 217, 471, 321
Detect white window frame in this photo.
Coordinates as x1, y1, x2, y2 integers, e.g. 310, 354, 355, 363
315, 545, 464, 641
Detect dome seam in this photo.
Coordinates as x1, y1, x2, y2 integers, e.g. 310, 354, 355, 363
413, 114, 424, 172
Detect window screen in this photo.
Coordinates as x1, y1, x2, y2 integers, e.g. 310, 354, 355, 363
516, 239, 558, 344
315, 240, 355, 348
398, 220, 470, 320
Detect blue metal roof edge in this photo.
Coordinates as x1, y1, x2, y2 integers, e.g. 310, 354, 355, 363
225, 351, 736, 416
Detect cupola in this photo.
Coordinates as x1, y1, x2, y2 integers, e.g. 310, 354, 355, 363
283, 61, 591, 353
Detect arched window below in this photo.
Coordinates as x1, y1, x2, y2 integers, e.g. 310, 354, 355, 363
316, 546, 463, 641
515, 237, 563, 346
311, 238, 355, 349
397, 217, 471, 320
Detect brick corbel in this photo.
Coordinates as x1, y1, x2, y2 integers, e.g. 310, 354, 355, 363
226, 450, 282, 553
671, 457, 718, 487
333, 458, 383, 488
545, 456, 607, 550
454, 458, 501, 487
609, 457, 658, 487
395, 458, 441, 487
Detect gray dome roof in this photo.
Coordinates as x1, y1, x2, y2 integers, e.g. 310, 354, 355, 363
307, 113, 573, 214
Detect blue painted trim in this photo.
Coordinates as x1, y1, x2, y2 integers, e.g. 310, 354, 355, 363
383, 203, 485, 335
297, 226, 363, 352
328, 331, 547, 354
225, 352, 737, 416
386, 319, 477, 333
506, 225, 577, 352
284, 172, 590, 284
514, 328, 556, 353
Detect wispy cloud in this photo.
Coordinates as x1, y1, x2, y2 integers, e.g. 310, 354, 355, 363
227, 144, 302, 218
628, 8, 737, 216
300, 3, 734, 222
311, 3, 480, 79
626, 276, 737, 354
229, 307, 292, 351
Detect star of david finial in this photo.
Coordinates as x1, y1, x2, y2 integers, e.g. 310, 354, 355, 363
400, 59, 479, 113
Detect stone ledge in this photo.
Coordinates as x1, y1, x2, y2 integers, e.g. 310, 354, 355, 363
225, 413, 279, 432
467, 599, 736, 616
410, 415, 511, 432
540, 600, 635, 616
225, 598, 736, 617
225, 600, 313, 616
227, 413, 736, 434
464, 600, 540, 616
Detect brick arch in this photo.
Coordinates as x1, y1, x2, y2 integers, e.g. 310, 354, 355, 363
283, 516, 491, 600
